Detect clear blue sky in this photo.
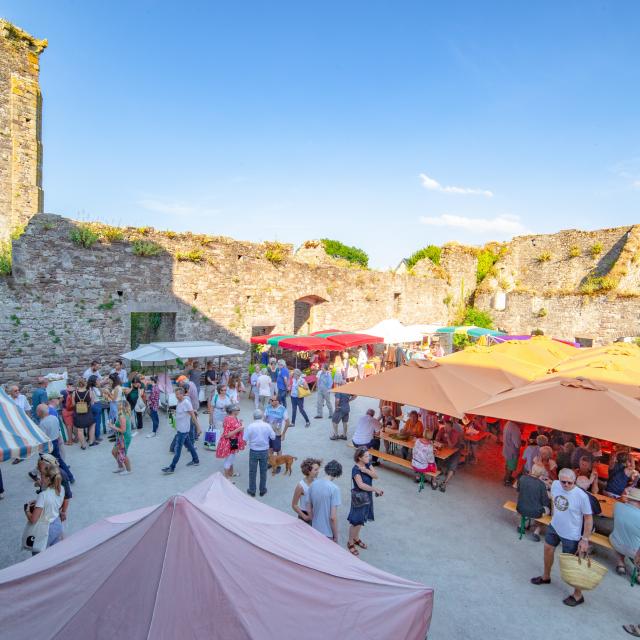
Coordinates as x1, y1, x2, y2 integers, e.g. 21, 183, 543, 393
3, 1, 639, 268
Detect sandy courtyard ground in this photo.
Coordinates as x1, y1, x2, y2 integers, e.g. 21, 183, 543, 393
0, 393, 637, 639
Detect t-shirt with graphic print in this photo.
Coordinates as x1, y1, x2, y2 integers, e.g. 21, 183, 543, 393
550, 479, 592, 541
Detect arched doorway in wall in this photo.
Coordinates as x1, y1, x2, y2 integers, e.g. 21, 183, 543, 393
293, 295, 327, 334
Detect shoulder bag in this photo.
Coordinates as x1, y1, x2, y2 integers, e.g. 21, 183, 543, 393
297, 381, 310, 398
351, 488, 371, 508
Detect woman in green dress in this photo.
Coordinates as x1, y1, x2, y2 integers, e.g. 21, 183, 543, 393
111, 402, 132, 475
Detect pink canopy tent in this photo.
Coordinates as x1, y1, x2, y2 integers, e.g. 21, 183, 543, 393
0, 473, 433, 640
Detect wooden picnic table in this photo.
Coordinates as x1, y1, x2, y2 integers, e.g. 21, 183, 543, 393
379, 429, 457, 460
596, 494, 617, 519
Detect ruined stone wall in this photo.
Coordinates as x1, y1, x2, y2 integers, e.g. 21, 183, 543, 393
0, 214, 450, 386
474, 225, 640, 344
0, 21, 46, 242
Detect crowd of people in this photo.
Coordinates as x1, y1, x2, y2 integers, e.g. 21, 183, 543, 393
5, 354, 640, 636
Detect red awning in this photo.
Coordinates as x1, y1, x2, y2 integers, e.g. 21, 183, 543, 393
326, 333, 384, 348
250, 334, 286, 345
277, 336, 339, 351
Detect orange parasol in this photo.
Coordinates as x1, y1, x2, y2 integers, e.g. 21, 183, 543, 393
335, 359, 515, 418
470, 377, 640, 448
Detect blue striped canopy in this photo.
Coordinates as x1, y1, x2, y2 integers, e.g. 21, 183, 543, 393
0, 387, 52, 462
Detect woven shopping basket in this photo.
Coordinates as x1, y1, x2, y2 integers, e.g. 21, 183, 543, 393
559, 553, 608, 590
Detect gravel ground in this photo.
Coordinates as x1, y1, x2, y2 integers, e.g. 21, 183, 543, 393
0, 393, 636, 639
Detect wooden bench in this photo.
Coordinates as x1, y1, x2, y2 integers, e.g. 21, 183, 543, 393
370, 449, 441, 490
503, 501, 613, 550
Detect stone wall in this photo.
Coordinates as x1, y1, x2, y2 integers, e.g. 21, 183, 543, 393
0, 20, 46, 241
0, 214, 451, 386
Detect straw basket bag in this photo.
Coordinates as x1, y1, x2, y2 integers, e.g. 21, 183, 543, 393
559, 553, 608, 590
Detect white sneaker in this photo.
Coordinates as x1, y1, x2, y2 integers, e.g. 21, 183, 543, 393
0, 492, 4, 499
146, 433, 157, 438
120, 470, 131, 475
131, 432, 138, 438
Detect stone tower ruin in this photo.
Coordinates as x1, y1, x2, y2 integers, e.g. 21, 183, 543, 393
0, 19, 46, 242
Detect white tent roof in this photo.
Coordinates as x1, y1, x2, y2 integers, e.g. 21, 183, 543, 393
122, 341, 244, 363
405, 323, 446, 335
359, 319, 424, 344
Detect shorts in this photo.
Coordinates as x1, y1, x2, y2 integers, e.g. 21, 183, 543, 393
506, 457, 518, 471
269, 435, 282, 452
444, 451, 461, 473
332, 411, 349, 425
544, 524, 579, 554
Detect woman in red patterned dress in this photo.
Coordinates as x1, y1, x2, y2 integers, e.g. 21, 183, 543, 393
216, 404, 245, 480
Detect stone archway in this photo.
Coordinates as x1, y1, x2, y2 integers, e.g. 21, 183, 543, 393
293, 295, 327, 334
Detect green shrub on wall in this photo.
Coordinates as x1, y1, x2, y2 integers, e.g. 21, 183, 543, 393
320, 239, 369, 268
406, 245, 442, 269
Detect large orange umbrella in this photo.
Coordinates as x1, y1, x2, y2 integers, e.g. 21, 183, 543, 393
470, 377, 640, 448
541, 342, 640, 398
488, 336, 578, 369
334, 359, 515, 418
442, 345, 545, 385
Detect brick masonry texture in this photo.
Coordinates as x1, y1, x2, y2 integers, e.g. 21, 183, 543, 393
0, 20, 46, 241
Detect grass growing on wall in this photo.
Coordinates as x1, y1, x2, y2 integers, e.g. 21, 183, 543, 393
320, 239, 369, 268
132, 240, 163, 257
175, 249, 204, 263
406, 245, 442, 270
264, 241, 287, 265
70, 224, 100, 248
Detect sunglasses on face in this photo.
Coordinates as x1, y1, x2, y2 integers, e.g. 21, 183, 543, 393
560, 480, 574, 486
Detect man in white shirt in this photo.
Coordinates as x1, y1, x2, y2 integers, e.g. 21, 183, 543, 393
531, 468, 593, 607
110, 359, 128, 384
162, 387, 200, 474
308, 460, 343, 542
352, 409, 379, 447
83, 360, 102, 382
256, 368, 273, 410
243, 409, 275, 497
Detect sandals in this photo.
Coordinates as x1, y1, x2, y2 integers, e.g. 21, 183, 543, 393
347, 542, 359, 556
353, 538, 368, 549
617, 565, 628, 576
623, 624, 640, 637
562, 595, 584, 607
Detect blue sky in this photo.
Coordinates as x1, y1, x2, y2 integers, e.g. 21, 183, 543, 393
3, 1, 640, 268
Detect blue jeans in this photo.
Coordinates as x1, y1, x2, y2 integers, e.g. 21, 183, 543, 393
170, 430, 199, 470
249, 449, 268, 495
277, 388, 288, 409
291, 396, 309, 425
52, 439, 74, 483
91, 404, 104, 439
150, 409, 159, 433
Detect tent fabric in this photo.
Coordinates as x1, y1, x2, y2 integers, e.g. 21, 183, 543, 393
0, 388, 52, 462
541, 342, 640, 398
0, 473, 432, 640
249, 333, 287, 344
469, 376, 640, 449
335, 359, 514, 417
277, 336, 340, 351
121, 341, 244, 363
359, 319, 424, 344
489, 335, 580, 347
324, 332, 384, 348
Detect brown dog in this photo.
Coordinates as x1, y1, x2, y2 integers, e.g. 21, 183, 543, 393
268, 452, 298, 476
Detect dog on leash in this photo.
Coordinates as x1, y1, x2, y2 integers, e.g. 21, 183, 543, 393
268, 452, 298, 476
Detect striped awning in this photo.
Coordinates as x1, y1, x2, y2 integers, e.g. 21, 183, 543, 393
0, 388, 52, 462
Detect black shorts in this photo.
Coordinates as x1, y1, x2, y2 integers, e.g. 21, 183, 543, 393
269, 435, 282, 452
